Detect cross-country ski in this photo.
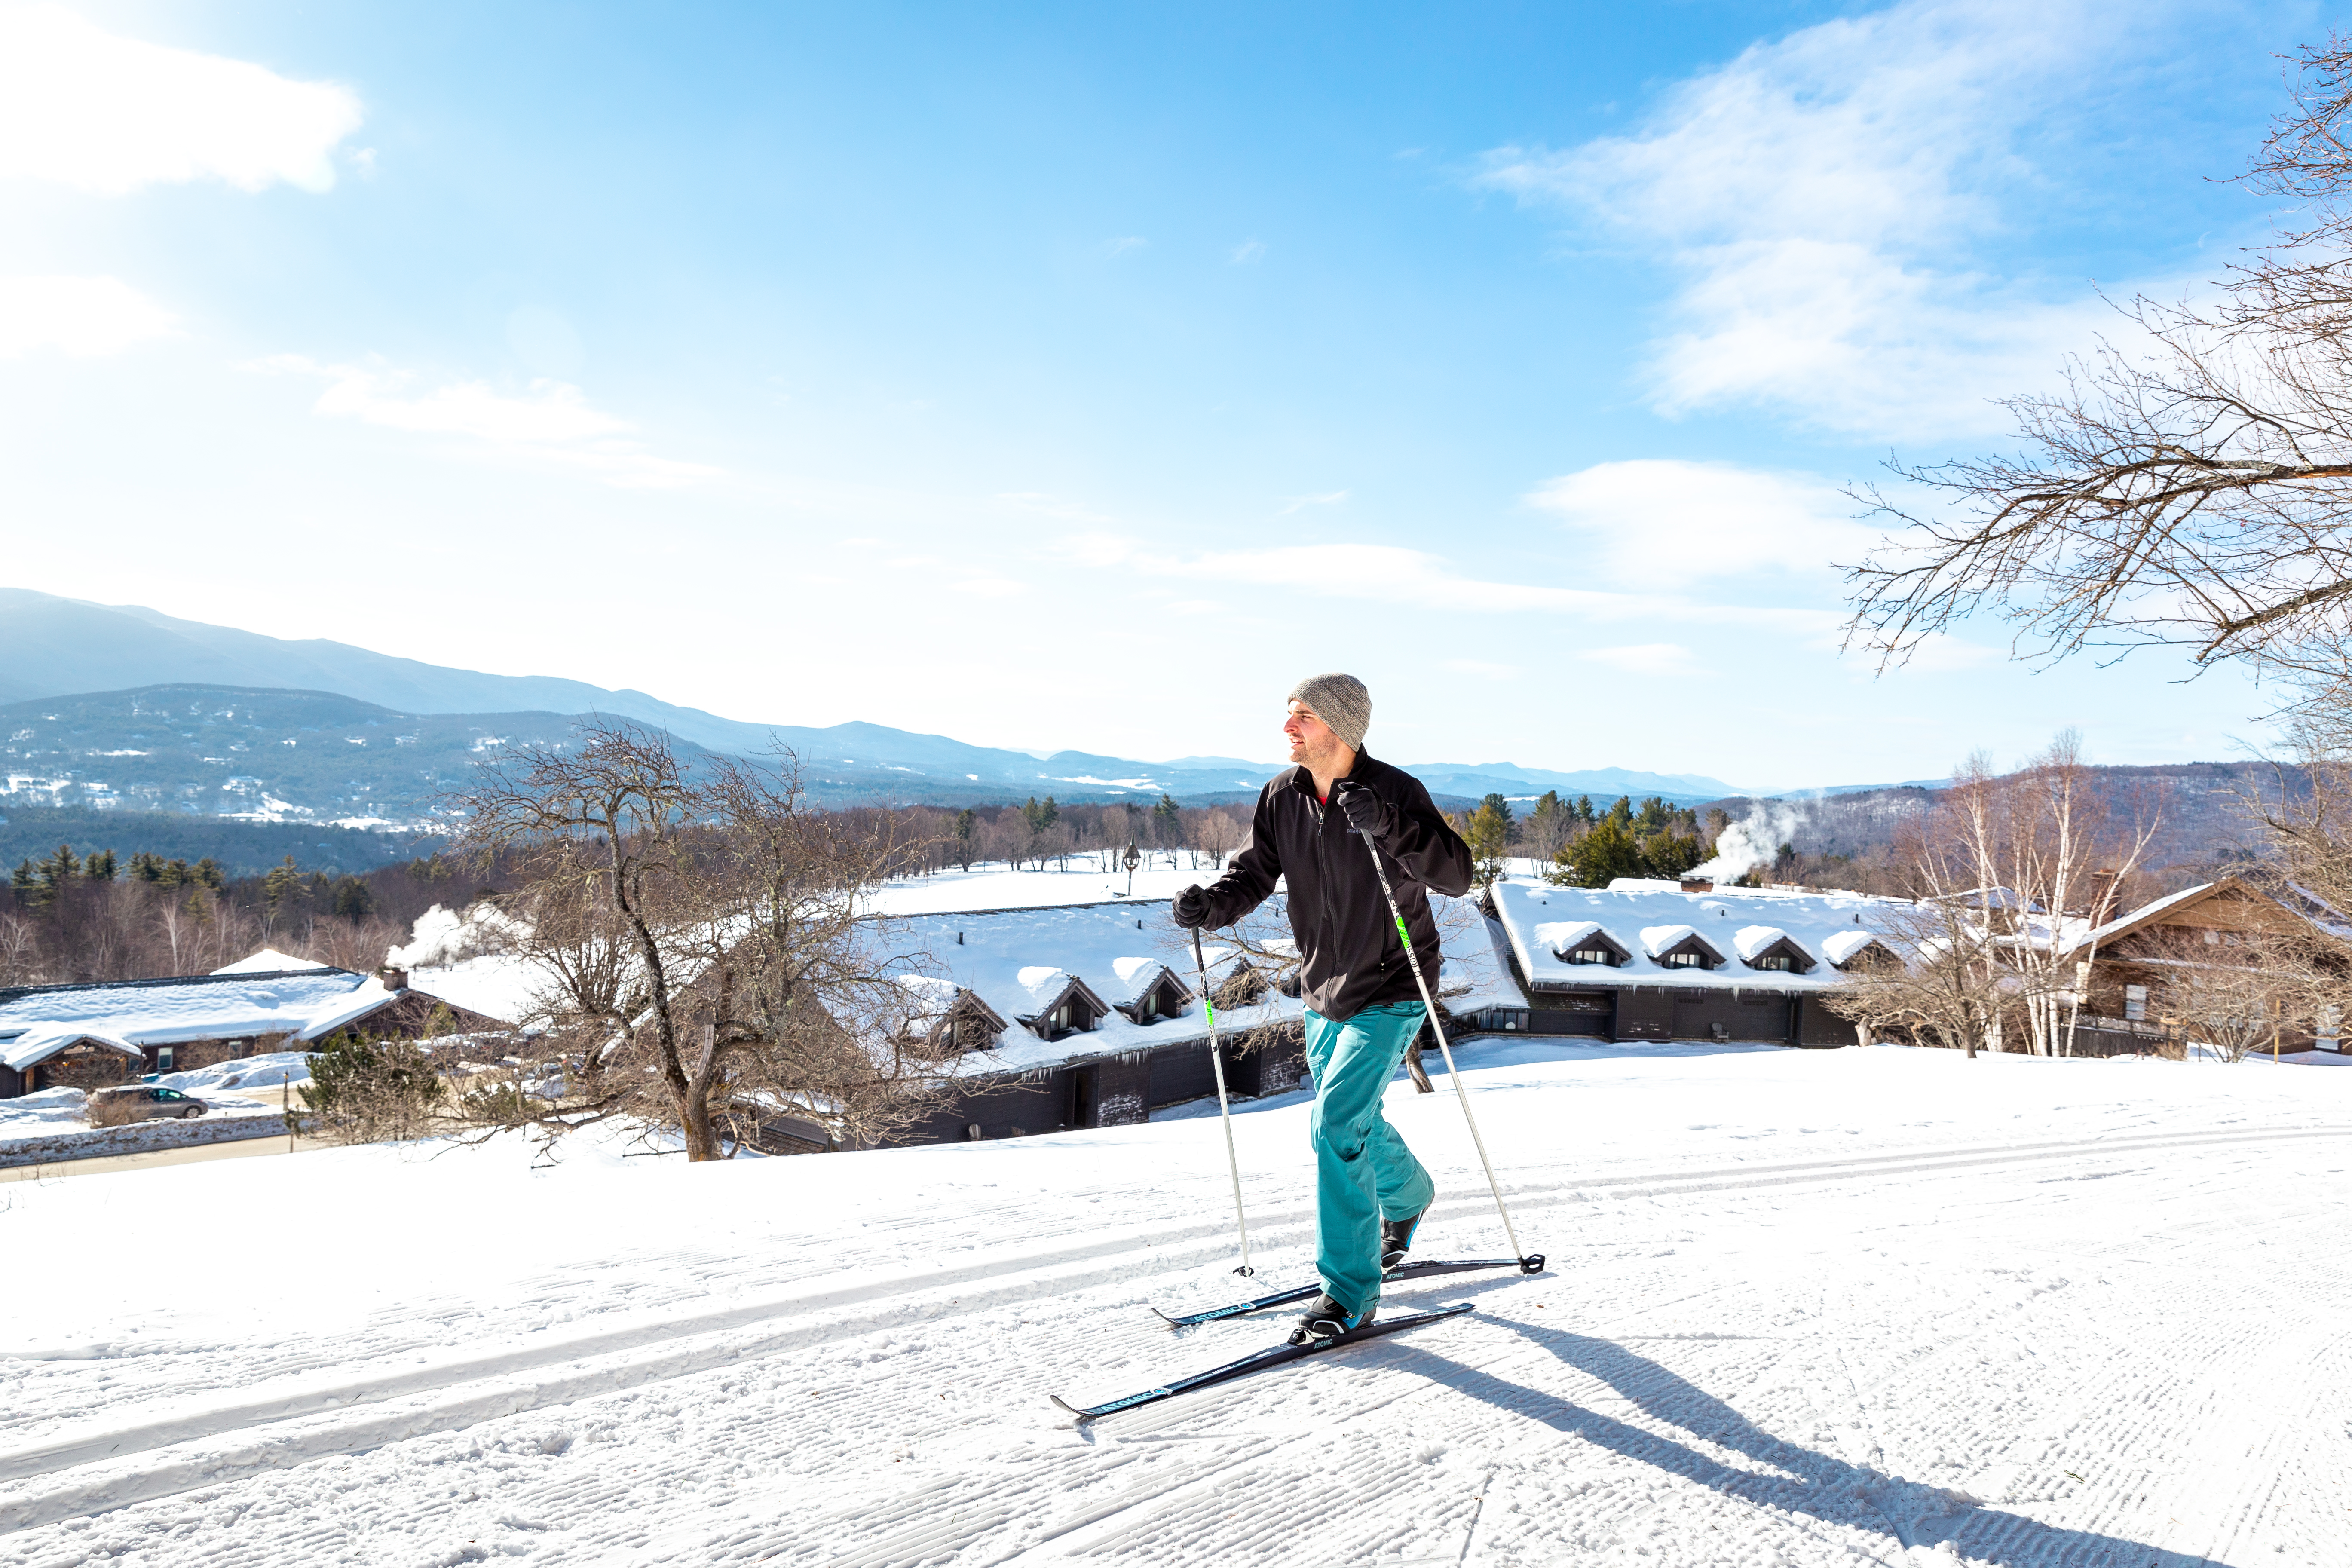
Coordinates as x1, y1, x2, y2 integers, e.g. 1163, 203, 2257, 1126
1052, 1304, 1474, 1421
1153, 1255, 1546, 1328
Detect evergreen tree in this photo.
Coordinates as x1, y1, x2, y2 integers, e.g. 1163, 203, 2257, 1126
954, 808, 975, 841
34, 845, 80, 905
1607, 796, 1633, 827
129, 851, 166, 883
1038, 795, 1060, 831
193, 858, 227, 891
1575, 794, 1595, 823
1476, 793, 1519, 846
1639, 830, 1705, 880
263, 855, 303, 911
1465, 799, 1511, 884
1152, 792, 1181, 845
331, 876, 375, 921
1547, 816, 1645, 887
84, 849, 117, 882
10, 858, 37, 903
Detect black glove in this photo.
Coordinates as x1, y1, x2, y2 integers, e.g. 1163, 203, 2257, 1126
1173, 884, 1211, 929
1334, 778, 1387, 839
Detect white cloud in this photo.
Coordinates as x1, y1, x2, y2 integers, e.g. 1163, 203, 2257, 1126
1102, 236, 1147, 257
0, 274, 175, 356
0, 4, 363, 195
258, 357, 716, 489
1231, 239, 1266, 264
1278, 489, 1349, 514
1475, 0, 2145, 439
1526, 458, 1879, 583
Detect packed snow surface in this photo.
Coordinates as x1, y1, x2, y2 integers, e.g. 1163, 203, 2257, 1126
1, 1044, 2346, 1565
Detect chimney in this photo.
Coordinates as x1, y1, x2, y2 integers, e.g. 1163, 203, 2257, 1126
1680, 875, 1713, 894
379, 965, 409, 992
2087, 869, 2121, 923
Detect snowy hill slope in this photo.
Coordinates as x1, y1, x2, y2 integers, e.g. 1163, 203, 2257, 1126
1, 1042, 2345, 1564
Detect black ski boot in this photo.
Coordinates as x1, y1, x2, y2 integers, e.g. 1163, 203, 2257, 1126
1288, 1292, 1374, 1346
1381, 1207, 1427, 1271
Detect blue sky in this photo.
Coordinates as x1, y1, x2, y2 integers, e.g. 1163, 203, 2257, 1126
0, 0, 2324, 787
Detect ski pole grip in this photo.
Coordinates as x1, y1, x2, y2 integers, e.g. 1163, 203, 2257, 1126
1519, 1254, 1547, 1274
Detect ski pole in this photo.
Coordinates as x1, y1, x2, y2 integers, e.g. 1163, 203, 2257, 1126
1194, 925, 1255, 1276
1356, 826, 1527, 1264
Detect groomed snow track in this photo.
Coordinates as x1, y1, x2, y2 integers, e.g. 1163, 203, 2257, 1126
2, 1044, 2346, 1565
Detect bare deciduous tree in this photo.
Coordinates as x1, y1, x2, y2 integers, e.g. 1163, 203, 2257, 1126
1831, 733, 2159, 1058
451, 722, 961, 1161
1844, 38, 2352, 737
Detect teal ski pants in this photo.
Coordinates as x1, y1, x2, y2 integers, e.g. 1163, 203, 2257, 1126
1303, 1001, 1436, 1317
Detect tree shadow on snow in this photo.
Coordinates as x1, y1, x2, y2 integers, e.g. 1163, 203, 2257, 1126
1387, 1317, 2224, 1567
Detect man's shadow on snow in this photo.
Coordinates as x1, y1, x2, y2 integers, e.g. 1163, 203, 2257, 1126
1385, 1313, 2218, 1568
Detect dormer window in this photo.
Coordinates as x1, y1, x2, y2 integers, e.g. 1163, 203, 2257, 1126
1663, 951, 1707, 968
1750, 953, 1792, 971
1567, 947, 1614, 965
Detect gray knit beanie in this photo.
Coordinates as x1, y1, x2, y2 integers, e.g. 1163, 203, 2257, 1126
1286, 673, 1371, 752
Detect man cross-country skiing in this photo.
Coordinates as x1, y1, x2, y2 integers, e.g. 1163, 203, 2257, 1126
1173, 673, 1473, 1345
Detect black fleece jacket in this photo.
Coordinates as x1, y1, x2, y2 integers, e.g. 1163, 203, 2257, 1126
1189, 751, 1473, 1021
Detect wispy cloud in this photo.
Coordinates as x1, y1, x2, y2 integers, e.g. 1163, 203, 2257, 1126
1278, 489, 1348, 515
0, 274, 175, 357
0, 4, 363, 194
1102, 236, 1147, 258
257, 356, 717, 488
1525, 459, 1879, 584
1230, 239, 1266, 264
1473, 0, 2156, 440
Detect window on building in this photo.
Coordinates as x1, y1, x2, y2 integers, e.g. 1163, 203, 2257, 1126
1567, 948, 1612, 965
1141, 993, 1157, 1020
1751, 954, 1791, 971
1664, 951, 1705, 968
2124, 984, 2148, 1022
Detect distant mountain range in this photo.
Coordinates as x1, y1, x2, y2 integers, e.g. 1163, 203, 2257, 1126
0, 588, 1783, 815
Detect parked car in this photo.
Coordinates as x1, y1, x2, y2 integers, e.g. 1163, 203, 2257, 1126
92, 1086, 209, 1122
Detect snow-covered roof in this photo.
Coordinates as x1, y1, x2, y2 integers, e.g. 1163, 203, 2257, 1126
1102, 956, 1181, 1008
896, 902, 1296, 1076
1819, 928, 1881, 968
291, 979, 404, 1043
1731, 925, 1797, 962
1638, 923, 1707, 959
212, 948, 334, 976
0, 968, 371, 1047
2, 1023, 144, 1073
1532, 919, 1610, 955
1491, 876, 1908, 995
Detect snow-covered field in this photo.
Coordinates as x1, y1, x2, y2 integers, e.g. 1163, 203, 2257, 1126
2, 1041, 2346, 1565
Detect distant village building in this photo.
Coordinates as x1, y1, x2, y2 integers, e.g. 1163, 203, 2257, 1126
1477, 877, 1896, 1046
0, 950, 506, 1098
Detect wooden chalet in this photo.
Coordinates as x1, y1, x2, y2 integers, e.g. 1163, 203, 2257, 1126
0, 962, 508, 1099
2053, 876, 2343, 1056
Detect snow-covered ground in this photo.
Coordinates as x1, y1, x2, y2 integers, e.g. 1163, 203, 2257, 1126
3, 1042, 2346, 1565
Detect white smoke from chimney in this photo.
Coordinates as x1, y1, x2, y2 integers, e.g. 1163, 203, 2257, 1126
1688, 802, 1807, 884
